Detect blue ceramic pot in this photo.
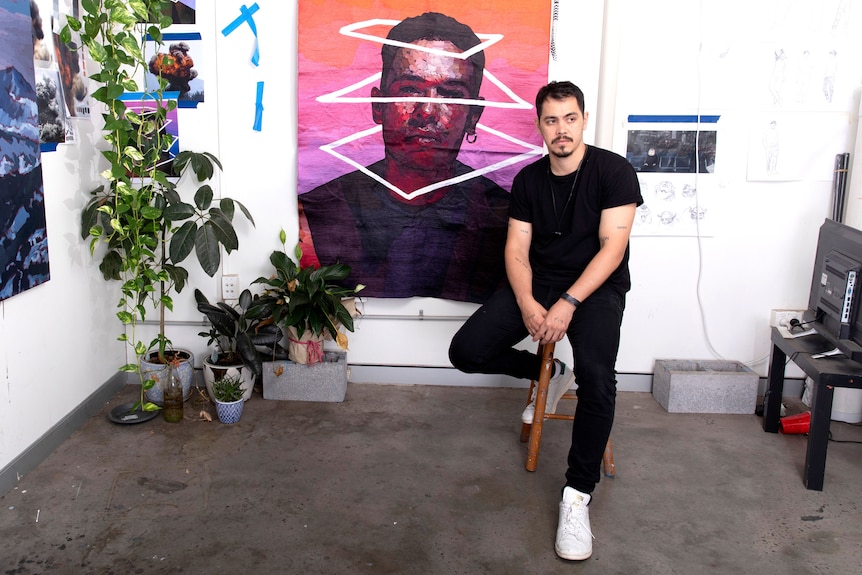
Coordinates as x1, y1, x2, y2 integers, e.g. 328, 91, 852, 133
215, 398, 244, 424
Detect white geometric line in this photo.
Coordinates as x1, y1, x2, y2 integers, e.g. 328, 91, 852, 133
316, 69, 532, 109
317, 123, 543, 201
339, 19, 503, 61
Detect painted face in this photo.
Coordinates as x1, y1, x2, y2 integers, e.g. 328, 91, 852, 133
535, 97, 588, 160
372, 39, 481, 173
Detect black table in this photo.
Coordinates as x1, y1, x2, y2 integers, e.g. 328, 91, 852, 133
763, 326, 862, 490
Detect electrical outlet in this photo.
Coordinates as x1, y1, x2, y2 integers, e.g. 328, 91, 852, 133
770, 309, 805, 328
221, 274, 240, 301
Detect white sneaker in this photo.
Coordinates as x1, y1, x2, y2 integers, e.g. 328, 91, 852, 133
520, 360, 576, 424
555, 486, 594, 560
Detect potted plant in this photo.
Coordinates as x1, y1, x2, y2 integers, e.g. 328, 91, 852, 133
61, 1, 254, 412
253, 230, 363, 403
254, 229, 364, 365
211, 374, 245, 424
194, 288, 287, 401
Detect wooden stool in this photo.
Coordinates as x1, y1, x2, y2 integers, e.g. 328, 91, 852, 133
519, 342, 616, 477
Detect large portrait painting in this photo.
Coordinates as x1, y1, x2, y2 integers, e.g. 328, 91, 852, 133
297, 0, 549, 303
0, 0, 51, 301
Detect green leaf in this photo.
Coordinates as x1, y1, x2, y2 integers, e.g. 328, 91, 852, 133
234, 200, 255, 226
104, 82, 124, 99
164, 264, 189, 293
128, 0, 148, 21
65, 15, 82, 32
147, 26, 162, 45
163, 202, 195, 222
81, 0, 99, 16
219, 198, 235, 220
194, 224, 221, 276
270, 250, 297, 279
141, 205, 162, 220
119, 363, 139, 373
205, 211, 239, 252
194, 185, 214, 210
169, 221, 196, 263
87, 41, 107, 63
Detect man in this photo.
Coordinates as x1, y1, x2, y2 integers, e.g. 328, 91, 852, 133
299, 12, 510, 303
449, 81, 642, 560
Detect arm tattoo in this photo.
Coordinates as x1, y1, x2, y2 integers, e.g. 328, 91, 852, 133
515, 256, 530, 271
599, 235, 609, 247
508, 222, 530, 234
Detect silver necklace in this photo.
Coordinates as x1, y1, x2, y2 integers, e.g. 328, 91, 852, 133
548, 155, 584, 236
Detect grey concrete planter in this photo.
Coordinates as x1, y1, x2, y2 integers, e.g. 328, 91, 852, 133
262, 351, 348, 402
652, 359, 759, 414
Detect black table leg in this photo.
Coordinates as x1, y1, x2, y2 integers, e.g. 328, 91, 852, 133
803, 378, 834, 491
763, 343, 786, 433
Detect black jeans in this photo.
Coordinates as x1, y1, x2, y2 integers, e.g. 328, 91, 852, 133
449, 282, 625, 493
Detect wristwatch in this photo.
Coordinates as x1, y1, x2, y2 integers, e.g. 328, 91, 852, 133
560, 293, 581, 307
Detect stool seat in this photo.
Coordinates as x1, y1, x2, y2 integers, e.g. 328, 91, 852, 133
519, 341, 615, 477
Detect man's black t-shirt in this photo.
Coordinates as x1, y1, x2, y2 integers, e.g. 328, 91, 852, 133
508, 145, 643, 294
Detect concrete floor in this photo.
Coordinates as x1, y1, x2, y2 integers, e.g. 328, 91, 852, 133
1, 383, 861, 575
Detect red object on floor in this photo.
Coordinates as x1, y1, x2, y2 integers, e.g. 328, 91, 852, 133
779, 411, 811, 434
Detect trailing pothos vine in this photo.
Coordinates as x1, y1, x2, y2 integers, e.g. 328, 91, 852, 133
61, 1, 253, 411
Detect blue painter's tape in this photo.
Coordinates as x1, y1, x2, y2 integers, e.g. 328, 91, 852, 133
222, 3, 261, 66
253, 81, 264, 131
222, 3, 260, 36
40, 142, 58, 152
627, 115, 721, 123
117, 91, 180, 101
146, 33, 202, 41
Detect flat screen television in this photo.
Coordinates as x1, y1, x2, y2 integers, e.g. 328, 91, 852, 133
803, 219, 862, 362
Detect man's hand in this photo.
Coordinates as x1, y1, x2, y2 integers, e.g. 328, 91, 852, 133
532, 300, 575, 344
520, 299, 547, 340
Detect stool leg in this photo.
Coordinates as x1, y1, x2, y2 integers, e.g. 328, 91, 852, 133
526, 343, 555, 472
602, 438, 615, 477
519, 378, 536, 443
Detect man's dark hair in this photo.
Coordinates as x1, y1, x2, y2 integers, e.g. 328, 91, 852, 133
535, 81, 585, 118
381, 12, 485, 97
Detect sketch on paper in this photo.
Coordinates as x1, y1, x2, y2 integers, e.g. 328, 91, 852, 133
747, 112, 847, 182
631, 175, 713, 238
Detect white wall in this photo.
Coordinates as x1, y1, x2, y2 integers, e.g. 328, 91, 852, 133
0, 116, 122, 472
2, 0, 861, 473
